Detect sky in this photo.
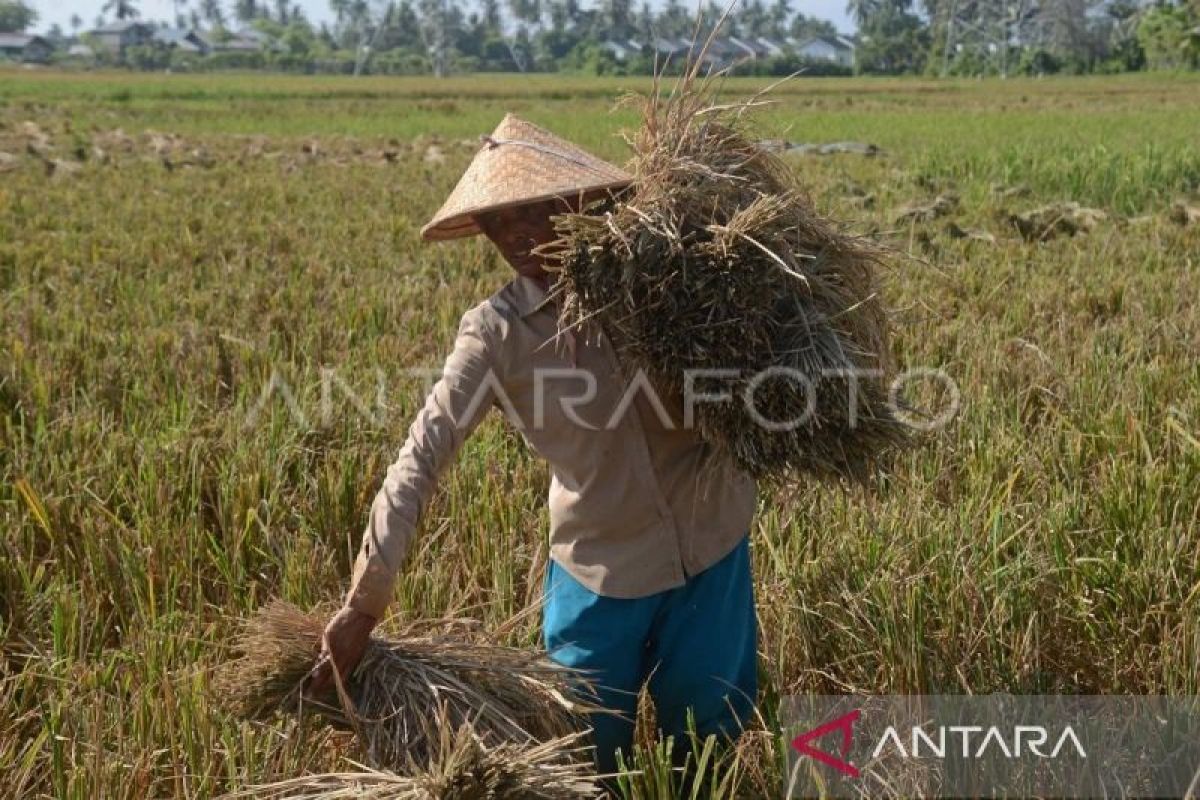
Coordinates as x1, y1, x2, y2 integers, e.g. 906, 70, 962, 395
28, 0, 855, 38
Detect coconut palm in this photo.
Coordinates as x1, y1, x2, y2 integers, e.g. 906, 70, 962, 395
234, 0, 257, 23
479, 0, 500, 31
738, 0, 769, 37
200, 0, 226, 27
508, 0, 541, 27
329, 0, 350, 26
846, 0, 881, 28
769, 0, 791, 38
603, 0, 632, 39
102, 0, 141, 21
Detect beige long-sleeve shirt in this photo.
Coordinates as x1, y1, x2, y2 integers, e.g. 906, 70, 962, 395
346, 274, 758, 620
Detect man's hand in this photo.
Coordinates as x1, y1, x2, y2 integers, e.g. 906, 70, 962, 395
305, 605, 378, 696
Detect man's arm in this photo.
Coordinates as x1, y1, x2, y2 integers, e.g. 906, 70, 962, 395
308, 307, 497, 693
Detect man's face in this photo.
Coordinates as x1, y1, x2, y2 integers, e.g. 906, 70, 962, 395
474, 197, 575, 280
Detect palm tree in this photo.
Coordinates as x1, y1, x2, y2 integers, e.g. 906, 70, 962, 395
738, 0, 768, 37
634, 0, 652, 41
329, 0, 350, 27
769, 0, 791, 38
70, 13, 83, 33
604, 0, 632, 39
102, 0, 141, 21
563, 0, 581, 27
480, 0, 501, 32
658, 0, 689, 38
234, 0, 257, 24
200, 0, 226, 28
507, 0, 541, 27
845, 0, 881, 28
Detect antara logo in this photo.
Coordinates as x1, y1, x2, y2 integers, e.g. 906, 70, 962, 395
790, 709, 862, 778
791, 711, 1088, 778
871, 725, 1088, 759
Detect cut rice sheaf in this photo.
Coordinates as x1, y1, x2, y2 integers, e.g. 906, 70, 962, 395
543, 57, 911, 484
225, 722, 602, 799
214, 600, 608, 797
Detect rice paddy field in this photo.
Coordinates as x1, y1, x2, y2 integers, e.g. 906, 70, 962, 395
2, 69, 1199, 797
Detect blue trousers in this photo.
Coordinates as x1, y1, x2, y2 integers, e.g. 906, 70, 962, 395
541, 534, 758, 776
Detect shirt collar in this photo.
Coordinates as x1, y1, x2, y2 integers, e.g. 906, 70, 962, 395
507, 274, 579, 366
510, 274, 556, 319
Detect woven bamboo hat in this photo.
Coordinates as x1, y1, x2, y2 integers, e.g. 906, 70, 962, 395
420, 113, 633, 242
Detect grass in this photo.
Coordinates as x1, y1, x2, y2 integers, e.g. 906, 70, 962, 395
1, 69, 1199, 797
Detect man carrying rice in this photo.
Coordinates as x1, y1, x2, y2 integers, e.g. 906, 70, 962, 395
307, 114, 761, 779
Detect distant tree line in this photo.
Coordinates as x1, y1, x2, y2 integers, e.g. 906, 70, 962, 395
2, 0, 1198, 75
913, 0, 1200, 74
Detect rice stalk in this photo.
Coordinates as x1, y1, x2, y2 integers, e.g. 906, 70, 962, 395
225, 718, 604, 799
214, 601, 607, 771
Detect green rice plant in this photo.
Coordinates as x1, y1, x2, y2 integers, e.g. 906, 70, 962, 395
1, 69, 1198, 799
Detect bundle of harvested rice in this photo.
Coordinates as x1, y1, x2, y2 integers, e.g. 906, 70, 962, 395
545, 47, 909, 483
214, 601, 603, 771
228, 721, 602, 799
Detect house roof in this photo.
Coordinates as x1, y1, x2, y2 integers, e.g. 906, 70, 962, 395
651, 36, 685, 55
797, 35, 854, 51
755, 36, 785, 55
599, 40, 630, 57
152, 28, 208, 47
675, 37, 761, 67
92, 20, 153, 34
0, 32, 51, 48
748, 37, 776, 56
215, 36, 262, 51
234, 27, 271, 42
727, 36, 763, 56
701, 37, 739, 57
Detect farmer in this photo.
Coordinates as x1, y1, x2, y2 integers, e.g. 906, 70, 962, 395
307, 114, 759, 779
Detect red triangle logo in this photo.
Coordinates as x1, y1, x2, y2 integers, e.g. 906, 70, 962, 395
790, 708, 861, 778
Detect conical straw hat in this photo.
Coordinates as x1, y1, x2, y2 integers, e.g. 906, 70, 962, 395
420, 113, 633, 242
